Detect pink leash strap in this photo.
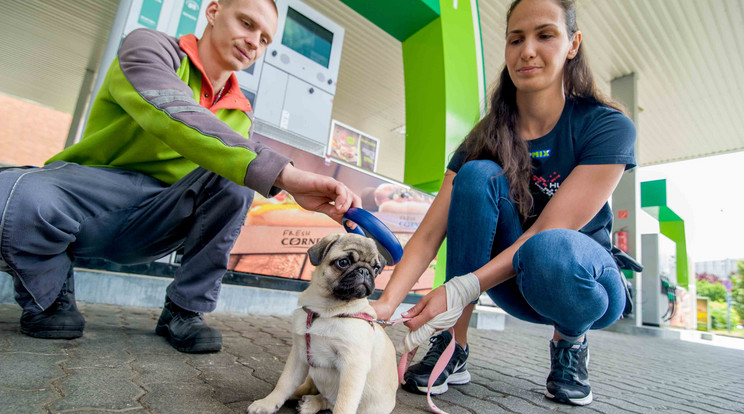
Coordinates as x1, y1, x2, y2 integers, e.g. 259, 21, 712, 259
424, 328, 456, 414
385, 318, 454, 414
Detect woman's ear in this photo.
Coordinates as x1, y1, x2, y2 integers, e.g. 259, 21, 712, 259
568, 31, 582, 60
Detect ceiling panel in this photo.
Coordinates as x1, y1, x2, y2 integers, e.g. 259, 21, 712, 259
1, 0, 743, 171
0, 0, 118, 111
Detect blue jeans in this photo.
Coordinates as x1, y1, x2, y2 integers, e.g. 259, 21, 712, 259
447, 160, 625, 341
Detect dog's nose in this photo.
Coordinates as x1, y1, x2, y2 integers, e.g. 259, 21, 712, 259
358, 268, 371, 279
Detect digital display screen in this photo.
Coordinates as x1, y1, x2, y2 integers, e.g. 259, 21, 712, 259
281, 7, 333, 68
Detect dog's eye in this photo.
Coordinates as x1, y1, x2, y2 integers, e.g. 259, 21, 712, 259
373, 265, 381, 274
336, 258, 351, 269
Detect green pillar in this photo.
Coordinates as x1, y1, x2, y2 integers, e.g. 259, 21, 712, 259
339, 0, 485, 288
402, 0, 484, 192
403, 1, 484, 287
641, 179, 690, 287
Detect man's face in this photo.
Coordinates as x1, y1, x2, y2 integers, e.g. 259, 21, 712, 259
207, 0, 278, 72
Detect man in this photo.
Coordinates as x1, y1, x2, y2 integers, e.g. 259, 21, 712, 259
0, 0, 359, 353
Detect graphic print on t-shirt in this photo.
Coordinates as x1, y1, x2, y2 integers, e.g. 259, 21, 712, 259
530, 149, 551, 159
533, 171, 561, 197
531, 147, 561, 197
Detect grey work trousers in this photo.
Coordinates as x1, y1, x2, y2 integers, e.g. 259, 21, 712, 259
0, 161, 254, 313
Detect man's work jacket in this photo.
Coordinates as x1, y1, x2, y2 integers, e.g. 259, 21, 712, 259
48, 28, 290, 197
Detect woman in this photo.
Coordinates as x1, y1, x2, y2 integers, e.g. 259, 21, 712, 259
371, 0, 636, 406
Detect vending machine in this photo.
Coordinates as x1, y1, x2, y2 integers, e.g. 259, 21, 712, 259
86, 0, 343, 157
252, 0, 345, 155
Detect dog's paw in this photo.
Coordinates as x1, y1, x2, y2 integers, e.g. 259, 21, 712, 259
297, 394, 329, 414
247, 398, 281, 414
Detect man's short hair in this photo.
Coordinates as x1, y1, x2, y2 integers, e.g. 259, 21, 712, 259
220, 0, 278, 16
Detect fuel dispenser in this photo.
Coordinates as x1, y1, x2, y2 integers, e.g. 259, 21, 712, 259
641, 233, 679, 327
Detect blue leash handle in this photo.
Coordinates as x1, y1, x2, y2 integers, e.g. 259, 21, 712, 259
342, 207, 403, 265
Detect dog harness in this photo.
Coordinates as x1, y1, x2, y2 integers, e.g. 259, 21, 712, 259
303, 307, 376, 368
301, 307, 454, 414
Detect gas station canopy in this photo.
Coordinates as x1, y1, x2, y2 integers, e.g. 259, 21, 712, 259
1, 0, 743, 169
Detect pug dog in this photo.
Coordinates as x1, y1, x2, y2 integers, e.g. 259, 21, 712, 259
248, 233, 398, 414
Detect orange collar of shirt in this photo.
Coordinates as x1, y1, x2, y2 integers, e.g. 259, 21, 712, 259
179, 34, 253, 114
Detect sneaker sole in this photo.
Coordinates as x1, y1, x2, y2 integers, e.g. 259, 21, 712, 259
155, 323, 222, 353
404, 370, 471, 395
544, 389, 593, 406
20, 326, 83, 339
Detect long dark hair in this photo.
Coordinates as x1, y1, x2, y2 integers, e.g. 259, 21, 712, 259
460, 0, 623, 219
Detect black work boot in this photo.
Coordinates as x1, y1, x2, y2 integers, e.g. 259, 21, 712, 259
155, 295, 222, 353
20, 269, 85, 339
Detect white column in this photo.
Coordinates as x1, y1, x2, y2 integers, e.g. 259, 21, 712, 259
611, 73, 641, 326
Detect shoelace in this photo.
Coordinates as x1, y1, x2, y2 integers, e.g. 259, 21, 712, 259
177, 309, 204, 320
551, 345, 580, 382
420, 334, 451, 367
52, 280, 74, 311
170, 303, 205, 322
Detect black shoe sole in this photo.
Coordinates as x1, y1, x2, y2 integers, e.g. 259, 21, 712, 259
155, 323, 222, 353
20, 326, 83, 339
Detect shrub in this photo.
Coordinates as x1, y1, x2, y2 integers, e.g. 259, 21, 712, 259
710, 301, 740, 330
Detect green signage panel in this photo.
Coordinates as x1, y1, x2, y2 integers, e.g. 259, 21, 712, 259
138, 0, 164, 29
176, 0, 203, 38
340, 0, 440, 42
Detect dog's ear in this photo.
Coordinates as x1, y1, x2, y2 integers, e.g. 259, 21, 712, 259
308, 234, 342, 266
377, 253, 387, 270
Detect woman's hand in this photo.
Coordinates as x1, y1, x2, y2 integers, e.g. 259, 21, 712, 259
370, 299, 396, 322
402, 286, 447, 330
400, 273, 481, 352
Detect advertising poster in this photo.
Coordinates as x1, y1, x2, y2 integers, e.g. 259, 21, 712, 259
670, 288, 695, 329
328, 120, 379, 173
697, 297, 711, 331
359, 136, 378, 171
229, 134, 435, 295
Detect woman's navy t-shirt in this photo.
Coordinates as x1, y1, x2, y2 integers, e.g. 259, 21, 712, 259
447, 98, 637, 252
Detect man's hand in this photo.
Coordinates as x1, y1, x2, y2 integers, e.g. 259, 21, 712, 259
274, 164, 361, 224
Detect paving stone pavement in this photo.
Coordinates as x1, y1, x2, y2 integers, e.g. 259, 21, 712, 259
1, 303, 743, 414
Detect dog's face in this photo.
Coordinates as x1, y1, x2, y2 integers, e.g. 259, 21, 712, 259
307, 234, 387, 301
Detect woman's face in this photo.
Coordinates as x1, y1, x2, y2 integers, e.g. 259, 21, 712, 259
504, 0, 581, 95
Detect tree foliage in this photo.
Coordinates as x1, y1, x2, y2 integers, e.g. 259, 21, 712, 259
732, 262, 744, 323
696, 272, 721, 284
697, 279, 727, 303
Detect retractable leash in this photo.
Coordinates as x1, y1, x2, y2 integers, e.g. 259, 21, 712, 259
342, 207, 403, 265
341, 207, 454, 414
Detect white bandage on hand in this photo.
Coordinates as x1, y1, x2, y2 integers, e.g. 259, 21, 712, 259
401, 272, 481, 353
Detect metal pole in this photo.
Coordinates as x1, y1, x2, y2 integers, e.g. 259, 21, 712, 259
64, 69, 96, 148
727, 290, 732, 333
